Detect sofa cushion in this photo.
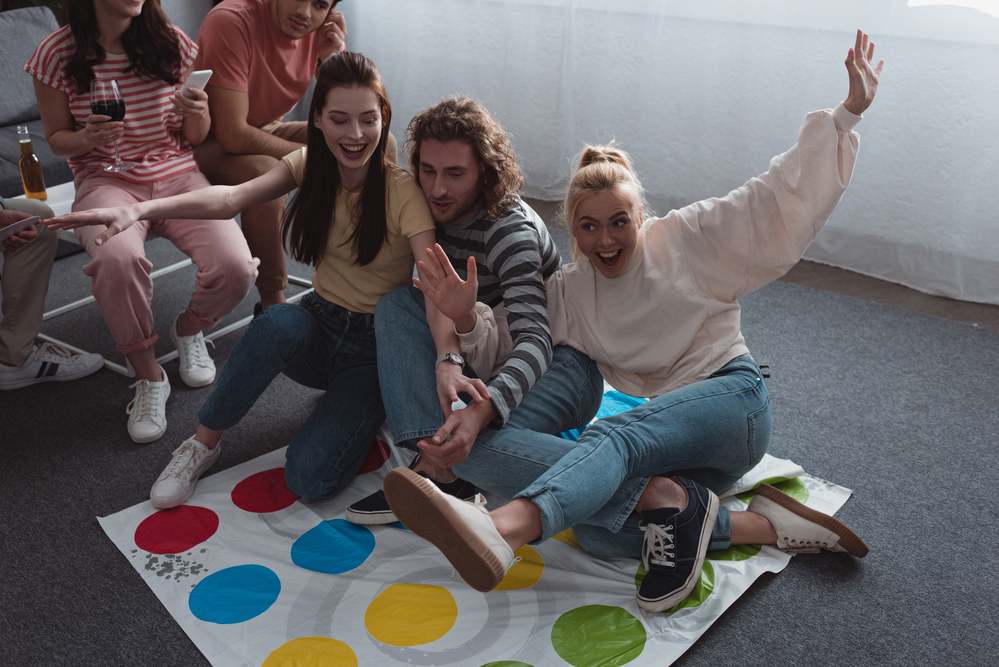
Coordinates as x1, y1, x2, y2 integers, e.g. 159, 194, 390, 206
0, 6, 60, 127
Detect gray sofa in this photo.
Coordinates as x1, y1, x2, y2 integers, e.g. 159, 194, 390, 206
0, 6, 73, 199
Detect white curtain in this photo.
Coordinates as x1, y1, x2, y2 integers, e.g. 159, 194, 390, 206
350, 0, 999, 305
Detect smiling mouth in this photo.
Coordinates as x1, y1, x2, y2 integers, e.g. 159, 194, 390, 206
430, 200, 453, 212
340, 144, 367, 159
596, 249, 622, 269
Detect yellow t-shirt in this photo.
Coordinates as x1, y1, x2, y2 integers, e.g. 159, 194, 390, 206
282, 148, 436, 313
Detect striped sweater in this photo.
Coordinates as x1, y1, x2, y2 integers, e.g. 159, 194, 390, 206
435, 199, 561, 425
25, 25, 198, 184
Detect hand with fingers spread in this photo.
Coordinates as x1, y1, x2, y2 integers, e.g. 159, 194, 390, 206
844, 29, 884, 116
45, 206, 139, 246
414, 243, 479, 333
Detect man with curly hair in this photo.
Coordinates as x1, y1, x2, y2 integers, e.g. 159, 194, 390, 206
346, 95, 603, 525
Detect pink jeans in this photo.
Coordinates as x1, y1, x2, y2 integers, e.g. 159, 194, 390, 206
73, 168, 259, 354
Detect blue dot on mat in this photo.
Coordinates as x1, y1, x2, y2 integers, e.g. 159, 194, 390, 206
291, 519, 376, 574
189, 564, 280, 624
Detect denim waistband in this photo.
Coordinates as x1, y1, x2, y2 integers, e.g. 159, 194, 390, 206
303, 291, 376, 329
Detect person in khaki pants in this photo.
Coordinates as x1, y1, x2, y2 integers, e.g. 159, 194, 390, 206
0, 196, 103, 389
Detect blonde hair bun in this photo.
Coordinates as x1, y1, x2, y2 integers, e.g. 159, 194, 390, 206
577, 144, 634, 172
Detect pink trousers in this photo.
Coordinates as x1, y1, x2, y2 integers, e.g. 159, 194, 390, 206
73, 168, 259, 354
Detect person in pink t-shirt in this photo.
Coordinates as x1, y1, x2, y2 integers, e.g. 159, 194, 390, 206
193, 0, 396, 313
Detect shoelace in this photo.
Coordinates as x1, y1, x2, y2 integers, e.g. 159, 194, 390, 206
162, 441, 203, 480
640, 522, 676, 570
126, 378, 166, 423
467, 493, 488, 509
180, 334, 215, 370
33, 342, 74, 362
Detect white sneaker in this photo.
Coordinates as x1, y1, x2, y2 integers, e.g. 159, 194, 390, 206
0, 343, 104, 390
383, 467, 516, 592
748, 483, 869, 557
170, 314, 216, 388
150, 437, 221, 509
126, 364, 171, 443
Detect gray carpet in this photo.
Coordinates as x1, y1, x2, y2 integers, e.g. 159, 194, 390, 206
1, 230, 997, 666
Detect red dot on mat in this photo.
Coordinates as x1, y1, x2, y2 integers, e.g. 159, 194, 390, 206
231, 468, 301, 513
134, 505, 220, 555
357, 438, 391, 475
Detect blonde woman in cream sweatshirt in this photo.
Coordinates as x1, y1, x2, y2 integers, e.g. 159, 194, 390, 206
380, 30, 882, 610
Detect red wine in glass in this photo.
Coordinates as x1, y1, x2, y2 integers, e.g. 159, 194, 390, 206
89, 79, 134, 172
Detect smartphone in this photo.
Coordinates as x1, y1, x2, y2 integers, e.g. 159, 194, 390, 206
181, 69, 213, 99
0, 215, 40, 243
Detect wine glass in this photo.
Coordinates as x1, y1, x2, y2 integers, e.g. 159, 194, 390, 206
90, 79, 134, 172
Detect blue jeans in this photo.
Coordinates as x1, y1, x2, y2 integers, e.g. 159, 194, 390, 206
456, 356, 771, 558
375, 284, 604, 454
199, 291, 384, 500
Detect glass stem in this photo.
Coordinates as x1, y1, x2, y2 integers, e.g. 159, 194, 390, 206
113, 140, 123, 165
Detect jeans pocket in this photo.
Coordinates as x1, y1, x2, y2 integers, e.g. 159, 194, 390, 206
746, 396, 772, 467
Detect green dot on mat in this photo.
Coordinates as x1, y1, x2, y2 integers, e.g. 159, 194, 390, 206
551, 605, 646, 667
634, 561, 715, 612
735, 476, 810, 505
480, 662, 536, 667
708, 544, 762, 561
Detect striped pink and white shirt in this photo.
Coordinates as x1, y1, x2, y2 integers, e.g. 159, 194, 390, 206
24, 25, 199, 184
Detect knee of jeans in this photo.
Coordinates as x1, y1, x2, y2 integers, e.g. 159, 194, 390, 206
375, 285, 421, 328
248, 304, 312, 350
283, 454, 342, 500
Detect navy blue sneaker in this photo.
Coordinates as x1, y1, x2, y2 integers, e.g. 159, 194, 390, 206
346, 471, 479, 525
636, 476, 719, 612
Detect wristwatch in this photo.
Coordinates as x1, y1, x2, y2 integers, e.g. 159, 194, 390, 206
435, 352, 465, 370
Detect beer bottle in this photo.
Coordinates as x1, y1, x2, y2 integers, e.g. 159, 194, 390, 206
17, 125, 47, 201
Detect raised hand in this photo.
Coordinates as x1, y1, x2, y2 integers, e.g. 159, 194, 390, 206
844, 29, 884, 116
413, 244, 479, 330
317, 10, 347, 60
46, 207, 137, 246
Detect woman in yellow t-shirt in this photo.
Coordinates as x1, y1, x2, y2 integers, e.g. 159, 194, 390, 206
50, 52, 483, 509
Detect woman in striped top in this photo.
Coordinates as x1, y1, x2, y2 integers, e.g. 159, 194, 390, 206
25, 0, 258, 444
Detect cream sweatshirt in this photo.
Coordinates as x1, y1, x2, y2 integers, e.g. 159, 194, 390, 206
459, 104, 861, 397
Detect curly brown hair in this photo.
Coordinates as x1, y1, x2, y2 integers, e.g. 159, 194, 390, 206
406, 95, 524, 219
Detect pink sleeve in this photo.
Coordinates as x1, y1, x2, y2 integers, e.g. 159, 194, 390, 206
23, 27, 73, 95
196, 8, 251, 92
174, 26, 198, 75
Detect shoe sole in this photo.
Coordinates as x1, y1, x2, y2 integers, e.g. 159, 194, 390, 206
384, 468, 504, 592
756, 483, 869, 557
344, 507, 398, 525
637, 490, 720, 613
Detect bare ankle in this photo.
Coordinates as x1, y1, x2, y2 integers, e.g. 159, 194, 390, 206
412, 456, 457, 483
634, 476, 688, 514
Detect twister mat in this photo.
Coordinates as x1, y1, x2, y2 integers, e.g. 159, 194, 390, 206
99, 391, 853, 667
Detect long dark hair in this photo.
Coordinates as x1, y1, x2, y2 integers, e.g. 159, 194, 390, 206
64, 0, 183, 95
283, 52, 393, 268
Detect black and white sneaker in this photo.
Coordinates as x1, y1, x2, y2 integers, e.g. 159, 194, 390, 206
0, 343, 103, 390
636, 476, 719, 613
346, 471, 479, 525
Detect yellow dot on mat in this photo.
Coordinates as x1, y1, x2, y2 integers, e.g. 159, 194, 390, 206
261, 637, 357, 667
552, 528, 582, 550
494, 545, 544, 591
365, 584, 457, 646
